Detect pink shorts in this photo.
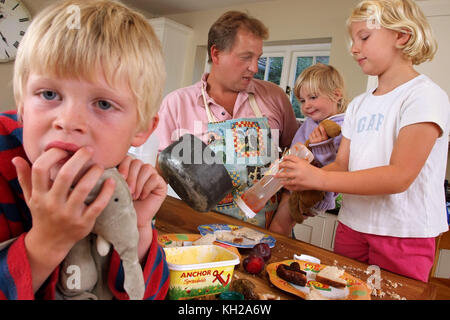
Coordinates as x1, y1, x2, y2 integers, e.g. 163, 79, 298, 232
334, 222, 435, 282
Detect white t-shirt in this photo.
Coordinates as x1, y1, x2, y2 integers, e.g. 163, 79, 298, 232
339, 75, 450, 238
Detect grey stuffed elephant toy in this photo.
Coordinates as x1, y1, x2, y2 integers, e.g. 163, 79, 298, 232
57, 168, 145, 300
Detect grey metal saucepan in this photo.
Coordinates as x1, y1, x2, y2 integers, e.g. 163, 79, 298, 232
158, 134, 233, 212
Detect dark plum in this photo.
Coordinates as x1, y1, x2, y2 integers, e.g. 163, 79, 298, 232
251, 243, 271, 262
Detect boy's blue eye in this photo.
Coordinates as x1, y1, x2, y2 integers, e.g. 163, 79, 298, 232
97, 100, 112, 110
42, 90, 58, 100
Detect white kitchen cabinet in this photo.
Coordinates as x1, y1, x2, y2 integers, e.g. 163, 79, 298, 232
434, 249, 450, 278
433, 230, 450, 279
293, 212, 339, 251
148, 17, 193, 97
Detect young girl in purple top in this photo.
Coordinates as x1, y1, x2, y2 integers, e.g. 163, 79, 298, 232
270, 63, 348, 236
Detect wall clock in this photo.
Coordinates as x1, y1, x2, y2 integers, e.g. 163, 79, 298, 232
0, 0, 32, 63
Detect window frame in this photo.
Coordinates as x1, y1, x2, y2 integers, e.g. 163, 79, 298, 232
262, 43, 331, 119
257, 47, 290, 89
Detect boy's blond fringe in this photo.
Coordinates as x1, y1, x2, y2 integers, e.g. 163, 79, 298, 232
14, 0, 165, 131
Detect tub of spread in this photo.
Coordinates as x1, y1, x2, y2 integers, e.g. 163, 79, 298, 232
164, 244, 240, 300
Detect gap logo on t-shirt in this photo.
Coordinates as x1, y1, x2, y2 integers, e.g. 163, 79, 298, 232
357, 113, 384, 133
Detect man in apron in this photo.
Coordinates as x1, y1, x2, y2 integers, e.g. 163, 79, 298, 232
156, 11, 298, 228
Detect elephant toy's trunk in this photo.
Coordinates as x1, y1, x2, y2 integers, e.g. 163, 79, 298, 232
119, 248, 145, 300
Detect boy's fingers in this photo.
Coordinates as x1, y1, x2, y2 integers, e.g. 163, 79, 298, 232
51, 147, 94, 199
12, 156, 32, 203
67, 164, 105, 208
31, 148, 69, 192
117, 155, 133, 179
133, 165, 152, 199
126, 159, 142, 195
140, 173, 167, 199
84, 178, 116, 220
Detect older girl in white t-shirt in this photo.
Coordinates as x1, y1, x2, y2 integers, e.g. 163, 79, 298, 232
276, 0, 449, 282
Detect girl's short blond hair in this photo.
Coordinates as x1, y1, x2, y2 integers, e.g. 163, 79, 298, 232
293, 63, 348, 113
347, 0, 437, 65
14, 0, 165, 131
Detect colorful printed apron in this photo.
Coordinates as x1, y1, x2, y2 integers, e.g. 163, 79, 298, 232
201, 86, 279, 228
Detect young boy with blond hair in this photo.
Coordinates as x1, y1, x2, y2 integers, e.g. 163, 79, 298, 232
0, 0, 169, 299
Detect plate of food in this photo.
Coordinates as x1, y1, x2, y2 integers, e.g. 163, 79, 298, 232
158, 233, 205, 247
266, 260, 371, 300
197, 224, 276, 248
157, 233, 241, 258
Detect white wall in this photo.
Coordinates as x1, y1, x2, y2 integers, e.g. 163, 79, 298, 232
164, 0, 365, 101
416, 0, 450, 98
416, 0, 450, 180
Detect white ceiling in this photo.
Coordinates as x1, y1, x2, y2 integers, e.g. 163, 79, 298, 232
122, 0, 274, 16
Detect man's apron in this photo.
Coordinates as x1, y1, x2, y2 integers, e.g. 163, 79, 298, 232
201, 87, 279, 228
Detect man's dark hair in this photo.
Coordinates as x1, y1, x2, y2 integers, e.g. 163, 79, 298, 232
207, 11, 269, 62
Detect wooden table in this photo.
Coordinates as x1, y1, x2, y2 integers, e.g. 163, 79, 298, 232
155, 196, 450, 300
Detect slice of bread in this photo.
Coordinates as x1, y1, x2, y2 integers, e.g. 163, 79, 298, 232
231, 227, 265, 242
215, 231, 236, 242
315, 266, 347, 288
193, 233, 216, 245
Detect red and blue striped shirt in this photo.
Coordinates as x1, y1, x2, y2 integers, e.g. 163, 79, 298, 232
0, 111, 169, 300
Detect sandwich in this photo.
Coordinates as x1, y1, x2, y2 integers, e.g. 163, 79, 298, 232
193, 233, 216, 245
231, 227, 265, 242
315, 266, 347, 288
